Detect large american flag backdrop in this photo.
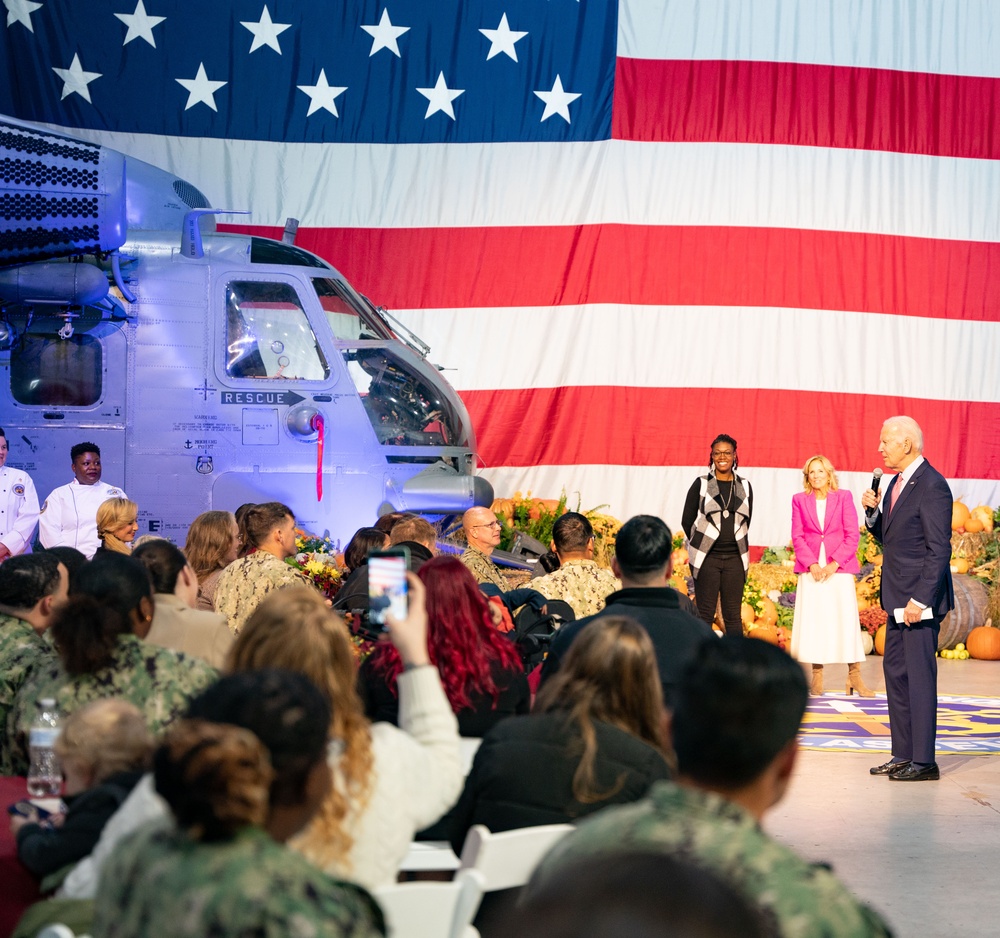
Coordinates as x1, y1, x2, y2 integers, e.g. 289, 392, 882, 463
3, 0, 999, 547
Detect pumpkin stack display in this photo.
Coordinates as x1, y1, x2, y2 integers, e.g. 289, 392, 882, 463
743, 597, 789, 651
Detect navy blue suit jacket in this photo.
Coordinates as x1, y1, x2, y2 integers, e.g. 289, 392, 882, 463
870, 460, 954, 618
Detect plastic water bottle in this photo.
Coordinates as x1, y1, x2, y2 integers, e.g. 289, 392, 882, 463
27, 698, 62, 797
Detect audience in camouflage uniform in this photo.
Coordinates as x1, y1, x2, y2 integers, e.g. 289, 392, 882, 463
7, 554, 215, 775
0, 553, 66, 773
459, 506, 509, 591
213, 502, 313, 634
529, 512, 620, 618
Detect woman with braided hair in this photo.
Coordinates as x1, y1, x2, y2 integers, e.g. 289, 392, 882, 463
682, 434, 754, 637
94, 670, 384, 938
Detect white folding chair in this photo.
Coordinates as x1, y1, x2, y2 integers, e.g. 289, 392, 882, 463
375, 867, 485, 938
456, 823, 574, 892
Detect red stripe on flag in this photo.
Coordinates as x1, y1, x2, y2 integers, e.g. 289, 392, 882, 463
226, 223, 1000, 322
461, 386, 1000, 478
612, 58, 1000, 160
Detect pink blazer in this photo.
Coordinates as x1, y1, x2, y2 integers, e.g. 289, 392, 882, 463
790, 489, 861, 575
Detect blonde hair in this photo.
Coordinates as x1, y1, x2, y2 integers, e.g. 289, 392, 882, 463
800, 455, 839, 494
184, 511, 237, 581
96, 498, 139, 554
226, 586, 373, 870
534, 617, 669, 804
54, 698, 152, 783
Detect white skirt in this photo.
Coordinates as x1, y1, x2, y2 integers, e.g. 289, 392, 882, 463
790, 572, 865, 664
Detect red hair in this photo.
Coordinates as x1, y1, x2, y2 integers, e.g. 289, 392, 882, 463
367, 555, 524, 711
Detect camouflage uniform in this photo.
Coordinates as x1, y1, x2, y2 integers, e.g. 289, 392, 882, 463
530, 559, 621, 619
0, 612, 56, 775
94, 823, 385, 938
531, 781, 893, 938
213, 551, 313, 634
9, 635, 216, 776
460, 546, 509, 592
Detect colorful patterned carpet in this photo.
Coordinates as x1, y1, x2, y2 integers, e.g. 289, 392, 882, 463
800, 695, 1000, 755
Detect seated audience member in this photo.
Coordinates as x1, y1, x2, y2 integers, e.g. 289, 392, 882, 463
541, 515, 712, 706
497, 851, 766, 938
12, 699, 151, 878
0, 554, 67, 773
9, 553, 216, 775
449, 616, 671, 854
332, 527, 391, 614
133, 541, 233, 668
359, 555, 529, 737
183, 510, 239, 612
94, 498, 139, 556
213, 502, 313, 634
93, 670, 384, 938
388, 516, 437, 570
528, 639, 894, 937
229, 581, 462, 891
459, 507, 509, 591
38, 546, 88, 588
529, 513, 620, 618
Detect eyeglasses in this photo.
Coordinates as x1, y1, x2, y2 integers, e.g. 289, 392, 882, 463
712, 450, 735, 458
472, 521, 502, 530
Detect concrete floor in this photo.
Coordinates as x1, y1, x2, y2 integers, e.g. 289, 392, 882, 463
766, 656, 1000, 937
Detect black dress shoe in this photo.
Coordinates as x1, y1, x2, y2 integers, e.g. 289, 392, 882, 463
889, 763, 940, 781
870, 759, 910, 776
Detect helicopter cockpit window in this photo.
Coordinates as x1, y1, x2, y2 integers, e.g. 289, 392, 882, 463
341, 346, 467, 447
11, 334, 102, 406
311, 277, 393, 341
225, 281, 329, 381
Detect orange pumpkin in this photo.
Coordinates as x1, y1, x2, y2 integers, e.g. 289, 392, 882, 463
963, 517, 984, 534
491, 498, 514, 520
671, 546, 689, 566
966, 620, 1000, 660
740, 603, 756, 626
950, 557, 970, 575
748, 624, 780, 644
874, 624, 887, 655
952, 501, 971, 531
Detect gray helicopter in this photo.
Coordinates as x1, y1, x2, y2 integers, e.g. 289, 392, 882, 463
0, 115, 492, 546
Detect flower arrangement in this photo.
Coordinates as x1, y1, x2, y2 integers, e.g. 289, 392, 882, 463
490, 491, 622, 570
286, 527, 344, 601
859, 606, 888, 637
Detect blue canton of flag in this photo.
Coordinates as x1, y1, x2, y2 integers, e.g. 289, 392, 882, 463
1, 0, 617, 143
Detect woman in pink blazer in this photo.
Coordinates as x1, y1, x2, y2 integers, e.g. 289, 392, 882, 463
790, 455, 871, 697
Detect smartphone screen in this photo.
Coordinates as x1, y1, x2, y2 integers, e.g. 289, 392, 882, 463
368, 548, 409, 627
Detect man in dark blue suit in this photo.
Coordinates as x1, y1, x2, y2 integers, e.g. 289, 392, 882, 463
862, 416, 954, 781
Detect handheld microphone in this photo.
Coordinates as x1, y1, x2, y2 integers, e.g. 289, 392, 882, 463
866, 468, 883, 517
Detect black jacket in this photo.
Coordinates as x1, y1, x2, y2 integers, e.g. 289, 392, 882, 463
540, 587, 714, 705
333, 542, 435, 614
16, 769, 144, 877
448, 711, 670, 853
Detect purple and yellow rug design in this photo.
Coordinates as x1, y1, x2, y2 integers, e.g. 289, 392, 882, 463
800, 695, 1000, 755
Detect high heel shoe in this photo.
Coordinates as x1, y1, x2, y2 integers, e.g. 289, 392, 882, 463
810, 664, 824, 696
846, 662, 875, 697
